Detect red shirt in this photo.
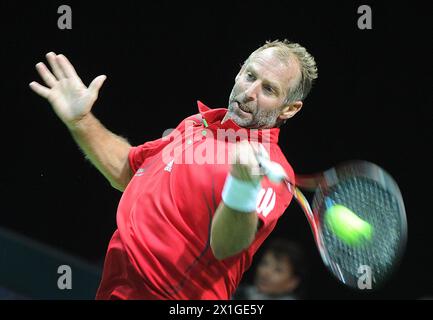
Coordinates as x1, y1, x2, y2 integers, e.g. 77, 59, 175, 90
96, 101, 295, 300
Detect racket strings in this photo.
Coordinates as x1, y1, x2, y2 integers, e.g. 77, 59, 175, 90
316, 176, 404, 286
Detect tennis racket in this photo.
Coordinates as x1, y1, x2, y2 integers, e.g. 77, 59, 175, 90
256, 149, 407, 290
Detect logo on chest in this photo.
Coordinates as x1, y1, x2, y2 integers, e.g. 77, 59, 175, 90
164, 159, 174, 172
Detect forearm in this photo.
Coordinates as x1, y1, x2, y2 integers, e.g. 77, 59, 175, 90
68, 113, 132, 191
210, 202, 258, 260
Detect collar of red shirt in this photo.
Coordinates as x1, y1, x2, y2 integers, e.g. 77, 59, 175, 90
197, 100, 280, 144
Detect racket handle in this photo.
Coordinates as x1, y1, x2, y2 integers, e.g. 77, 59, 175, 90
257, 156, 288, 183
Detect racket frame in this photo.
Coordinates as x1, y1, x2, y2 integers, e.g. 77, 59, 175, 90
285, 161, 408, 288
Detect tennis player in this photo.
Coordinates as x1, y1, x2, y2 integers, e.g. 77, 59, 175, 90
29, 40, 318, 299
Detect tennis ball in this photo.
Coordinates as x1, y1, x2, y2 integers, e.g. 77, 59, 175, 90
325, 204, 373, 246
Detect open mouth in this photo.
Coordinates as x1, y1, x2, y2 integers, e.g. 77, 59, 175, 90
236, 101, 252, 114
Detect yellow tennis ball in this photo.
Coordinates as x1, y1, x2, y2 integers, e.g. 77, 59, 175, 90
325, 204, 373, 246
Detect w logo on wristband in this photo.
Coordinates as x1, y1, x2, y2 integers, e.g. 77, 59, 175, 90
256, 188, 276, 218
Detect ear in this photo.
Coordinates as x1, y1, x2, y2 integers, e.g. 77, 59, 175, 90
279, 101, 303, 121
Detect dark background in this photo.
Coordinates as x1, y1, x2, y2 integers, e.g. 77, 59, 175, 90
0, 0, 431, 299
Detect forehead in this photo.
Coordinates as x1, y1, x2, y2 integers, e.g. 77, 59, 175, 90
263, 251, 291, 266
245, 48, 300, 88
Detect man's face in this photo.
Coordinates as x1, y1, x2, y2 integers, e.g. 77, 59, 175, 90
226, 48, 301, 129
254, 252, 298, 296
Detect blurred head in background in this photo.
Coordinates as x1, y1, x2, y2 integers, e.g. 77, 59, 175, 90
254, 238, 308, 299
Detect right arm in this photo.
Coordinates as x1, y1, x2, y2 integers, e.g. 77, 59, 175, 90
68, 113, 132, 191
30, 52, 133, 191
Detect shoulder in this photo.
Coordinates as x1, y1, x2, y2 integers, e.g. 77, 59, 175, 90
232, 285, 257, 300
183, 113, 204, 125
166, 113, 205, 133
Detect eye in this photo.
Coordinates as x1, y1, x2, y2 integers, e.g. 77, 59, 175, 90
275, 267, 285, 274
246, 72, 256, 81
264, 85, 275, 95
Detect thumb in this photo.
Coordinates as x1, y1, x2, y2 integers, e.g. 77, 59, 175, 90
88, 75, 107, 94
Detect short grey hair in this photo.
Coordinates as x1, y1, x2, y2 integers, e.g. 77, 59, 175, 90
246, 39, 318, 104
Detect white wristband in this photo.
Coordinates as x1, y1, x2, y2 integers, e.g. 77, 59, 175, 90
221, 174, 261, 213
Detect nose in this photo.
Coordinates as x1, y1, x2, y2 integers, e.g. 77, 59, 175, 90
258, 265, 272, 279
244, 81, 260, 102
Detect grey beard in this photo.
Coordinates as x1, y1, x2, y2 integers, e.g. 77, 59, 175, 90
227, 105, 281, 129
